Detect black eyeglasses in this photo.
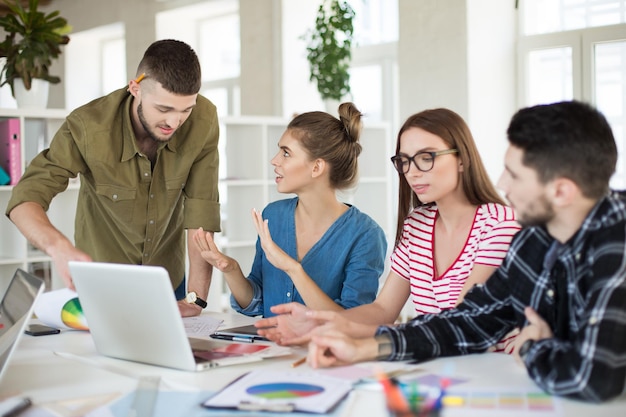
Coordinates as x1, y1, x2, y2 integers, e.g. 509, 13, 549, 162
390, 149, 459, 174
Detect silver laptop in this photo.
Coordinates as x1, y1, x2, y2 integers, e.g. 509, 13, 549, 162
0, 269, 45, 382
69, 261, 263, 372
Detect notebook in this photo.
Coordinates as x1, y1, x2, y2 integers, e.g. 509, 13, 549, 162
68, 261, 283, 372
0, 269, 45, 382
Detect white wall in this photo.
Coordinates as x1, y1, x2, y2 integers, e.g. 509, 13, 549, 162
398, 0, 516, 185
467, 0, 517, 183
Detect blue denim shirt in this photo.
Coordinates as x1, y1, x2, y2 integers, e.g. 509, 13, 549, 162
231, 197, 388, 317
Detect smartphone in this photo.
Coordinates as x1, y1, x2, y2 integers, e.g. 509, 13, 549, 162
24, 324, 60, 336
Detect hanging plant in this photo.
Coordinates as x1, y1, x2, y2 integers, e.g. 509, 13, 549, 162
303, 0, 355, 101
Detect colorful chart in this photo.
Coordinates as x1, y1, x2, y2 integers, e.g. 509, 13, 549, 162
61, 297, 89, 330
246, 383, 324, 399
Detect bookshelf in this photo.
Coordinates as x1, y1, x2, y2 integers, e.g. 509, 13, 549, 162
0, 108, 74, 294
206, 116, 394, 311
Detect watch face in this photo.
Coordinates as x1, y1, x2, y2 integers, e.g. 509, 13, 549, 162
519, 339, 534, 357
186, 292, 197, 303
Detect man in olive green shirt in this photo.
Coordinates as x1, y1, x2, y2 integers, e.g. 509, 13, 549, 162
5, 40, 220, 317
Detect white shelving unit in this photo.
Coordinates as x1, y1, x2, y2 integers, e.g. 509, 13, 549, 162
0, 108, 74, 294
207, 116, 394, 311
0, 110, 394, 308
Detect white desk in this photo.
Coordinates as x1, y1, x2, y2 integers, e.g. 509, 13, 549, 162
1, 312, 625, 416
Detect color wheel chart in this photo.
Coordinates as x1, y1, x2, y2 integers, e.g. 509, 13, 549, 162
61, 297, 89, 330
246, 383, 324, 399
203, 370, 353, 413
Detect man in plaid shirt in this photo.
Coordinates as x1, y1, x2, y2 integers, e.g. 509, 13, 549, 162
307, 101, 626, 402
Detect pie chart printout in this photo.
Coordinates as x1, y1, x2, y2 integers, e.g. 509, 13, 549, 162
246, 382, 324, 399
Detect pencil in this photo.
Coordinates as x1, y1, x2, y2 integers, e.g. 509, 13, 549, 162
291, 357, 306, 368
134, 73, 146, 83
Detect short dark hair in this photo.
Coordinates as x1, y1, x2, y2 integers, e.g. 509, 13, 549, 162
137, 39, 201, 95
287, 102, 363, 190
507, 101, 617, 199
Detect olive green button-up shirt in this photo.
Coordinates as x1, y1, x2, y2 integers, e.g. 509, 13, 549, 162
6, 88, 221, 288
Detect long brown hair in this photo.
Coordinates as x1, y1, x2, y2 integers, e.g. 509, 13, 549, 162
394, 108, 505, 246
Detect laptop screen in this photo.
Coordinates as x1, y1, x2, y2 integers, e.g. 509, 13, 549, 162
0, 269, 45, 381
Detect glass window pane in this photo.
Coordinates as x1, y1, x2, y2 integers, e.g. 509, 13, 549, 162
527, 47, 574, 105
352, 0, 398, 45
199, 14, 240, 81
102, 38, 126, 95
594, 40, 626, 189
524, 0, 626, 35
350, 65, 382, 121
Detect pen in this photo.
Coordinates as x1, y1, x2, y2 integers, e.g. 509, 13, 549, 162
291, 357, 306, 368
1, 397, 31, 417
210, 334, 254, 343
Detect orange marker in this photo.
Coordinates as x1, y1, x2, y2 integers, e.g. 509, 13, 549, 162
375, 369, 409, 413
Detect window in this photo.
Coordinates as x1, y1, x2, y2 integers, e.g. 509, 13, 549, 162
519, 0, 626, 188
350, 0, 399, 124
64, 23, 126, 109
156, 0, 240, 116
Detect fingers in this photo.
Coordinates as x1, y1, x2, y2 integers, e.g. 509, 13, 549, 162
308, 339, 337, 369
524, 306, 540, 325
305, 309, 336, 323
256, 327, 282, 343
251, 208, 265, 234
269, 302, 302, 315
283, 332, 313, 346
255, 317, 277, 328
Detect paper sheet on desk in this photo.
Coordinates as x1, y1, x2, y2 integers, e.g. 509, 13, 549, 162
34, 288, 89, 330
203, 369, 352, 414
182, 315, 222, 338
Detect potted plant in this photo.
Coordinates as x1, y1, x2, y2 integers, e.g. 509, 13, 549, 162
303, 0, 355, 102
0, 0, 70, 106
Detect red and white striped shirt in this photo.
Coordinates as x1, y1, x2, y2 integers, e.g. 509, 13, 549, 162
391, 203, 520, 315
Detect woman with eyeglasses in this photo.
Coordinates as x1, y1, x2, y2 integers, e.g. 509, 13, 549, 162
193, 103, 387, 317
256, 108, 520, 351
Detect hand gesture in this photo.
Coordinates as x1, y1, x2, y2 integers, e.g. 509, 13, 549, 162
251, 209, 299, 272
307, 329, 370, 368
192, 227, 236, 273
255, 302, 320, 345
514, 306, 553, 363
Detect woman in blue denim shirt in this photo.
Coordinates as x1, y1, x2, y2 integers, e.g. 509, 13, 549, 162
194, 103, 387, 317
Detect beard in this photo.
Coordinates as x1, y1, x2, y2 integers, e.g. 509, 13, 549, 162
137, 102, 173, 143
515, 193, 555, 227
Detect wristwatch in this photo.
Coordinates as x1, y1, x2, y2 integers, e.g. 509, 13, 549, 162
184, 291, 207, 309
518, 339, 535, 360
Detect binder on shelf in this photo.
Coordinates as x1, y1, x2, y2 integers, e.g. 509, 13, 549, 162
0, 164, 9, 185
0, 118, 21, 185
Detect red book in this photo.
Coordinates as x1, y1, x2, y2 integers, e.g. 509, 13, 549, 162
0, 118, 21, 185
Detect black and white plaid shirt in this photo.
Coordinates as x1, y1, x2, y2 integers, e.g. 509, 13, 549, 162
378, 191, 626, 402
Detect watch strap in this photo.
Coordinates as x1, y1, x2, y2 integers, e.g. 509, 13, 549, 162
186, 291, 208, 309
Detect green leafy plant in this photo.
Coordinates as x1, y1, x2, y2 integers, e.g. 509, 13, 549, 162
0, 0, 70, 96
304, 0, 355, 101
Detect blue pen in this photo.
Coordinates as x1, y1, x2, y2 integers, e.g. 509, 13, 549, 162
210, 334, 255, 343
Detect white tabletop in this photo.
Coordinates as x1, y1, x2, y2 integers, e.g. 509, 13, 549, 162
1, 312, 625, 416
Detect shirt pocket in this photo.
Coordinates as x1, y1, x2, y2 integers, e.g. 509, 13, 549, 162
95, 184, 137, 223
166, 177, 186, 205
